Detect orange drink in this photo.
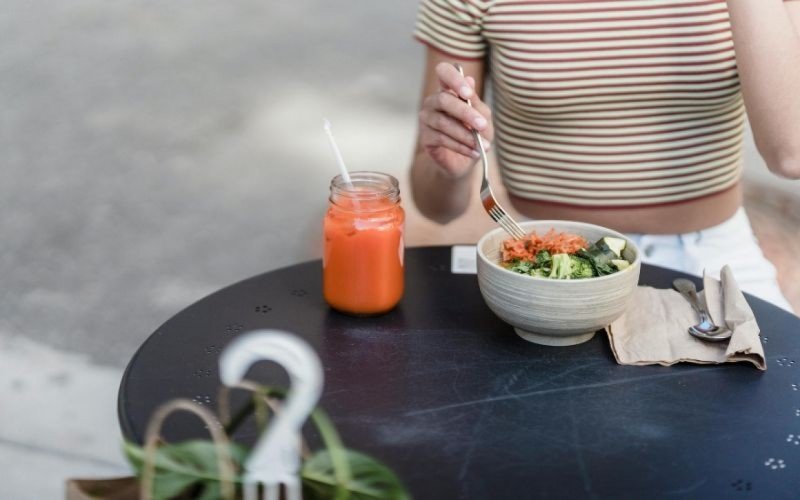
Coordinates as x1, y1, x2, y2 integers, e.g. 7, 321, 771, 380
323, 172, 404, 315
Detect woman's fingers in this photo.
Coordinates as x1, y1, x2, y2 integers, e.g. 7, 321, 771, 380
435, 62, 473, 100
424, 91, 488, 131
423, 62, 494, 164
470, 97, 494, 140
420, 127, 479, 160
431, 63, 493, 139
419, 107, 492, 149
419, 109, 477, 148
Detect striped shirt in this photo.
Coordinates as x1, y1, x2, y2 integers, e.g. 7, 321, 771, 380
414, 0, 790, 208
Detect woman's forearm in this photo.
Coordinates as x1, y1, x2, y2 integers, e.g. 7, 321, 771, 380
727, 0, 800, 178
410, 151, 476, 224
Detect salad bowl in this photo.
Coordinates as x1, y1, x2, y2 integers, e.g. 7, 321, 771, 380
476, 220, 641, 346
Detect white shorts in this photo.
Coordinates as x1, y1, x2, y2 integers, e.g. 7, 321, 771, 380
626, 207, 793, 312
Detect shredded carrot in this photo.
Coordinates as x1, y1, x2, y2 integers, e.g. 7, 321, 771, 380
501, 229, 589, 263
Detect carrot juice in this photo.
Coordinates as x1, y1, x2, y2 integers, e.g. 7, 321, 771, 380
323, 172, 404, 315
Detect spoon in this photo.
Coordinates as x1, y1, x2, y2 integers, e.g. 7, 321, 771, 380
672, 278, 732, 342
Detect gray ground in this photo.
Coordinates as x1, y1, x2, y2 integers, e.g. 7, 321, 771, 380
1, 0, 421, 366
0, 1, 793, 498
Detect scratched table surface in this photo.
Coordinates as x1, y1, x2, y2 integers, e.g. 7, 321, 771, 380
119, 246, 800, 499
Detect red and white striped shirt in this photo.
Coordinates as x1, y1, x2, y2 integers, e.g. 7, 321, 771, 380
414, 0, 789, 208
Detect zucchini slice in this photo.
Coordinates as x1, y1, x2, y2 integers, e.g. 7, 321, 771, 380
602, 237, 627, 258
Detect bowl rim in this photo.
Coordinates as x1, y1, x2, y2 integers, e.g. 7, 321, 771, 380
476, 219, 642, 283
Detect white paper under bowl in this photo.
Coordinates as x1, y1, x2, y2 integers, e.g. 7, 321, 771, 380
476, 220, 641, 346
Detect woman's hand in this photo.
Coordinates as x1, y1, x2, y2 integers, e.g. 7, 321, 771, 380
417, 62, 494, 179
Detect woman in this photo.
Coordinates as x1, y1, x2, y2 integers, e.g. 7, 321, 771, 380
410, 0, 800, 310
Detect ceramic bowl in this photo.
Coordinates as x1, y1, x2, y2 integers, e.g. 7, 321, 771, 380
476, 220, 641, 346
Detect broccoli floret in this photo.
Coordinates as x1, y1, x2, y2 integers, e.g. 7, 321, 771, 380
548, 253, 573, 279
509, 251, 597, 279
535, 250, 552, 267
508, 260, 533, 275
569, 255, 595, 279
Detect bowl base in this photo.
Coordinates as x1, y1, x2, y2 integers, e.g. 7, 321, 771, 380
514, 328, 596, 347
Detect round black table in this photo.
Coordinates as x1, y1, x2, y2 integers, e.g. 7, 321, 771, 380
119, 247, 800, 499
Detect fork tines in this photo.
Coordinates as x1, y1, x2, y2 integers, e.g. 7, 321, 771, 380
489, 205, 526, 240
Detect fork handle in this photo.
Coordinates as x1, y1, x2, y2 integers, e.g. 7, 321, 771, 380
454, 64, 479, 120
453, 63, 471, 105
471, 129, 490, 177
454, 64, 489, 170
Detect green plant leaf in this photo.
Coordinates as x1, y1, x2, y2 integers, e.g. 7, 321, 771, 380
197, 481, 223, 500
168, 440, 249, 475
310, 408, 351, 495
123, 386, 409, 499
302, 449, 410, 500
123, 440, 247, 500
149, 471, 198, 499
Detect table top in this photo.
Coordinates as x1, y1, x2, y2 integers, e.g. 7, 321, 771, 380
119, 246, 800, 499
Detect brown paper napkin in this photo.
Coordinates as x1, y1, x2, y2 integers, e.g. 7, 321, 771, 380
605, 265, 766, 370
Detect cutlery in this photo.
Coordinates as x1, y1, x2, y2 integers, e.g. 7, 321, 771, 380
673, 278, 732, 342
454, 63, 526, 240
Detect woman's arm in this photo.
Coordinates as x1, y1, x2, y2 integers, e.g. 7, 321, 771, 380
727, 0, 800, 179
410, 48, 493, 224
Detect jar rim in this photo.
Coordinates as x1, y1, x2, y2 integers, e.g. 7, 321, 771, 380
330, 171, 400, 201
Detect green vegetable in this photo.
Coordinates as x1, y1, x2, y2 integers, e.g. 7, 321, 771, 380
508, 260, 533, 275
503, 235, 630, 279
576, 243, 617, 276
548, 253, 573, 279
508, 255, 555, 277
535, 250, 552, 267
569, 255, 595, 279
612, 259, 631, 271
601, 237, 626, 258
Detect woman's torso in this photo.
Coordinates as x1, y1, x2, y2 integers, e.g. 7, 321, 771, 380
480, 0, 744, 233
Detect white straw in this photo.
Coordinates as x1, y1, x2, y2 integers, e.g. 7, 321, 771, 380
323, 118, 352, 185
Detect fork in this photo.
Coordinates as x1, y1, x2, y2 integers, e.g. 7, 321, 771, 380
454, 64, 526, 240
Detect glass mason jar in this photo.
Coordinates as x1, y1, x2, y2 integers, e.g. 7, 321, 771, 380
323, 172, 405, 316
